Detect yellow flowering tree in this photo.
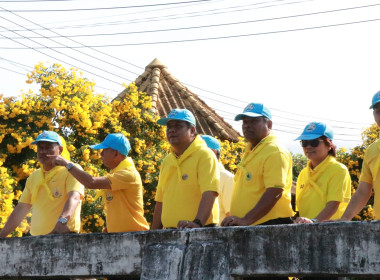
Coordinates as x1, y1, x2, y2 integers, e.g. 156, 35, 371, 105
0, 63, 167, 235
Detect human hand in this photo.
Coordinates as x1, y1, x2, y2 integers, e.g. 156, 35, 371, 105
49, 222, 71, 234
221, 216, 250, 227
47, 155, 70, 167
294, 217, 313, 224
177, 220, 200, 229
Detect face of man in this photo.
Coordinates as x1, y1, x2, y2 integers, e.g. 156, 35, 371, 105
37, 141, 62, 168
166, 120, 195, 153
100, 148, 119, 169
373, 103, 380, 127
242, 116, 272, 146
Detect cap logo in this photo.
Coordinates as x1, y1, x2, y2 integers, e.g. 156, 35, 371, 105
168, 111, 178, 117
40, 131, 49, 138
377, 92, 380, 98
305, 123, 316, 132
244, 104, 254, 112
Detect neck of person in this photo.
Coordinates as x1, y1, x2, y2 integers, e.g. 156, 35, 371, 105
309, 157, 326, 170
248, 134, 269, 149
109, 157, 125, 170
43, 163, 55, 172
172, 137, 195, 157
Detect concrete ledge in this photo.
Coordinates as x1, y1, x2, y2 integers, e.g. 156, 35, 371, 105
1, 222, 380, 279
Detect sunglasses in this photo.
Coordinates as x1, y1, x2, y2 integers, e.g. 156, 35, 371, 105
300, 139, 324, 148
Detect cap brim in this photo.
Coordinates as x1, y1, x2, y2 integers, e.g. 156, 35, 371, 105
31, 139, 61, 145
89, 143, 108, 150
294, 134, 321, 141
235, 112, 263, 121
157, 118, 169, 125
369, 101, 380, 109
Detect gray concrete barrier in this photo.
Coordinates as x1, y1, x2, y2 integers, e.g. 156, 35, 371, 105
1, 221, 380, 279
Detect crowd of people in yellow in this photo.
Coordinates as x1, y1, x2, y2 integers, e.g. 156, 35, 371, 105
1, 91, 380, 279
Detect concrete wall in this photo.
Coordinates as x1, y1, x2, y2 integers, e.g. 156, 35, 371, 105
1, 221, 380, 279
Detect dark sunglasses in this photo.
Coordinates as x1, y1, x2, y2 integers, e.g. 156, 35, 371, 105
300, 139, 324, 148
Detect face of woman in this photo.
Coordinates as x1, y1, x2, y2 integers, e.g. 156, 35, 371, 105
301, 138, 331, 168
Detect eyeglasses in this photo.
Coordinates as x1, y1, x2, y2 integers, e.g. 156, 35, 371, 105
300, 139, 324, 148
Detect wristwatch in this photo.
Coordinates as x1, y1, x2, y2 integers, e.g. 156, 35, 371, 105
311, 218, 319, 223
57, 217, 68, 224
192, 218, 203, 227
65, 162, 75, 171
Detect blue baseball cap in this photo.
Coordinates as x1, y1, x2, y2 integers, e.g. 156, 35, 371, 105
90, 133, 131, 156
369, 90, 380, 109
31, 131, 62, 146
295, 122, 334, 141
235, 103, 272, 121
201, 135, 221, 153
157, 108, 196, 126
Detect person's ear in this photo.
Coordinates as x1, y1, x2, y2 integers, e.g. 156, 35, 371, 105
267, 119, 273, 130
58, 146, 63, 154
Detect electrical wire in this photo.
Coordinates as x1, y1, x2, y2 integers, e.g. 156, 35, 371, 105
0, 0, 214, 12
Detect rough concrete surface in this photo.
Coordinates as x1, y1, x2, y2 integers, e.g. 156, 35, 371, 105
1, 222, 380, 279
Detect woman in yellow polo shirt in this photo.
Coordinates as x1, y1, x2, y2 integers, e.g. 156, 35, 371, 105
294, 122, 351, 224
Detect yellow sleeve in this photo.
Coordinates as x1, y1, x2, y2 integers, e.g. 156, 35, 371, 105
198, 149, 220, 194
327, 167, 351, 203
263, 150, 291, 189
106, 168, 140, 191
66, 164, 84, 197
359, 154, 373, 184
18, 176, 33, 204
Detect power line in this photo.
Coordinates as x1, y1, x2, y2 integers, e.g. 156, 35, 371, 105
0, 0, 214, 12
0, 12, 132, 86
4, 2, 378, 40
3, 16, 379, 49
0, 65, 24, 75
0, 0, 313, 32
0, 6, 141, 77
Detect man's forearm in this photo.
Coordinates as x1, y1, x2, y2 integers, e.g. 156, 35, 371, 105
195, 191, 218, 225
151, 202, 163, 230
0, 202, 31, 238
341, 182, 372, 221
59, 191, 81, 221
243, 188, 283, 225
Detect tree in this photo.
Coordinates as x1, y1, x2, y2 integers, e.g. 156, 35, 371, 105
0, 63, 167, 235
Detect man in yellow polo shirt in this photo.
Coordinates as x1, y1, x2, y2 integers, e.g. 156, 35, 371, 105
151, 109, 219, 229
339, 90, 380, 221
221, 103, 294, 228
50, 133, 149, 233
0, 131, 84, 237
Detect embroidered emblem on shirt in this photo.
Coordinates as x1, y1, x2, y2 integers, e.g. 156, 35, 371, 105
182, 174, 189, 180
300, 184, 305, 189
246, 172, 252, 181
52, 188, 62, 198
106, 192, 113, 201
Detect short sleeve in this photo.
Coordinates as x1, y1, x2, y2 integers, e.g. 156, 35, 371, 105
106, 168, 139, 191
198, 150, 220, 194
359, 156, 373, 184
263, 150, 291, 189
327, 167, 351, 203
18, 176, 33, 204
66, 164, 85, 197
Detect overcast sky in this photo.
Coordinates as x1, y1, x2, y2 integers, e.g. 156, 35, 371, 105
1, 0, 380, 154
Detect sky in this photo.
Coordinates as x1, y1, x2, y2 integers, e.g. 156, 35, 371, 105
0, 0, 380, 154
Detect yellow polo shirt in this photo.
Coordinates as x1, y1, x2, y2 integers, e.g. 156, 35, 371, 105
230, 134, 294, 225
296, 156, 351, 219
19, 165, 84, 236
360, 139, 380, 218
104, 157, 149, 232
155, 136, 220, 228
